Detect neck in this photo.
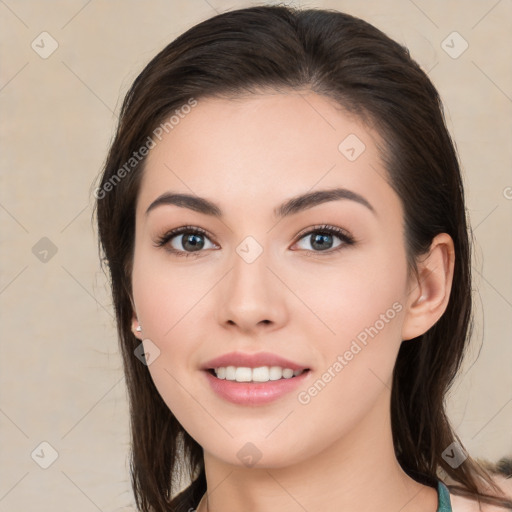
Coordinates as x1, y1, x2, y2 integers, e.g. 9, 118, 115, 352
198, 391, 438, 512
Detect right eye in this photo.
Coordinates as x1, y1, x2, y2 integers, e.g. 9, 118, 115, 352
154, 226, 218, 257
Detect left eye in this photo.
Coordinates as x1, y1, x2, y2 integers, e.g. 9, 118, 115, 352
293, 225, 354, 253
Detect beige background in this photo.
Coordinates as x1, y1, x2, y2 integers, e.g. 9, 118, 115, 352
0, 0, 511, 510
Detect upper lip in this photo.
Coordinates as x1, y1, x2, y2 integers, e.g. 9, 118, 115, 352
201, 351, 309, 371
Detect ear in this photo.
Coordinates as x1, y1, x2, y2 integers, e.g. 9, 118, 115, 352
401, 233, 455, 341
131, 312, 143, 340
128, 292, 143, 341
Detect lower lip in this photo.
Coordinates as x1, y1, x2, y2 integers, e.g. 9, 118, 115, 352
203, 370, 311, 406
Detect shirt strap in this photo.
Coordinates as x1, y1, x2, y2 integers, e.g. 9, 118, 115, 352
437, 480, 453, 512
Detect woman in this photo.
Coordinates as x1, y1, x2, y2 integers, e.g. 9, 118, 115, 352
94, 5, 512, 512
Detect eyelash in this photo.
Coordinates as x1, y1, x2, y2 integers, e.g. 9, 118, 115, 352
154, 224, 355, 258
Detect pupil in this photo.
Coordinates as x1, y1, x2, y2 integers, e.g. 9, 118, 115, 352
311, 233, 332, 251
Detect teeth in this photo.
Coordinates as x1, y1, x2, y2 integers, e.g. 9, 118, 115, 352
213, 366, 305, 382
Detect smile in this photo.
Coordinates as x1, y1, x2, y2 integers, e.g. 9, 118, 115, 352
210, 366, 307, 382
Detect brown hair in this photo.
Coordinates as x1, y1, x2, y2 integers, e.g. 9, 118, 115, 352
94, 5, 512, 511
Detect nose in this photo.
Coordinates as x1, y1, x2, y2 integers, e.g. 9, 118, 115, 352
216, 241, 288, 335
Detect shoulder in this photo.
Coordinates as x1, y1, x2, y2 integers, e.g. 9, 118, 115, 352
449, 492, 512, 512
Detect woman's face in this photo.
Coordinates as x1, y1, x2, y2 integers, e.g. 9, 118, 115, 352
131, 91, 415, 468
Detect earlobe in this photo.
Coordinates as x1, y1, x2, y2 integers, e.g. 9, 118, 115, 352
130, 294, 144, 338
401, 233, 455, 341
131, 312, 143, 339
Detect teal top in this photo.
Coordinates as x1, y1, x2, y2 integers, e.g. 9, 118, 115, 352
437, 480, 452, 511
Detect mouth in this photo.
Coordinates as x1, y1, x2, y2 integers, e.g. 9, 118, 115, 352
206, 366, 311, 383
201, 351, 312, 404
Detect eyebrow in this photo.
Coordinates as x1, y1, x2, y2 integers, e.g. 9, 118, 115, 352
145, 187, 376, 218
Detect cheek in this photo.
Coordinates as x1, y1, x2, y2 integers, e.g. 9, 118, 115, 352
130, 247, 214, 416
291, 264, 407, 442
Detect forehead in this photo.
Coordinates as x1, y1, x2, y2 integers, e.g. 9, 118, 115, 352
137, 91, 399, 219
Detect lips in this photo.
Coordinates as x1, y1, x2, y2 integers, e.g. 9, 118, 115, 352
201, 351, 310, 372
203, 368, 311, 405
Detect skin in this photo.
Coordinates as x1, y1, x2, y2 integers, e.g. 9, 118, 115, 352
131, 90, 456, 512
